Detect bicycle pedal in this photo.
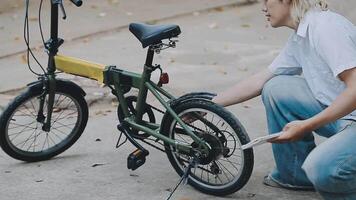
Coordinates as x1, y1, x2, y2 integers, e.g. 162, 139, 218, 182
127, 149, 149, 171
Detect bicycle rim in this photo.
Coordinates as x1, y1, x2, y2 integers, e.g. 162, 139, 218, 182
169, 108, 245, 189
5, 92, 82, 155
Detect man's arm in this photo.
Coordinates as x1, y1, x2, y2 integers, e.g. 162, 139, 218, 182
271, 67, 356, 143
213, 68, 275, 106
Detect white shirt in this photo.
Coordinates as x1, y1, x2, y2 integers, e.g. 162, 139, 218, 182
268, 9, 356, 120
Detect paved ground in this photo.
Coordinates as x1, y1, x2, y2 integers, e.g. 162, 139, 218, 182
0, 1, 355, 200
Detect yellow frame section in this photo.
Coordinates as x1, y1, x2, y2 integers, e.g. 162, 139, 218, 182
54, 55, 106, 83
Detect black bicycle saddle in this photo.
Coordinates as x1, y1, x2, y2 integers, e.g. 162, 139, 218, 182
129, 23, 181, 48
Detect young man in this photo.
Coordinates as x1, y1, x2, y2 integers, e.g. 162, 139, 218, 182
212, 0, 356, 199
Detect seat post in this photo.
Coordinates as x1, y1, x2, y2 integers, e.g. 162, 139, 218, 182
135, 47, 155, 123
145, 46, 155, 67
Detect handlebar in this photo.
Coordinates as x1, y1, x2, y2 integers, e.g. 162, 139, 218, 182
70, 0, 82, 7
52, 0, 82, 7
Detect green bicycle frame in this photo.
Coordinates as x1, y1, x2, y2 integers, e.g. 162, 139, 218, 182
102, 47, 210, 155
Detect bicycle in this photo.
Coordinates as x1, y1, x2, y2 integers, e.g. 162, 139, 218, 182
0, 0, 254, 197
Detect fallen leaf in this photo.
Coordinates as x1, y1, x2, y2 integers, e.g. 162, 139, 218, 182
21, 54, 28, 64
98, 12, 107, 17
82, 38, 90, 43
247, 193, 256, 197
52, 107, 62, 113
129, 174, 139, 177
11, 4, 19, 9
29, 17, 38, 21
193, 12, 200, 16
241, 24, 250, 28
90, 5, 98, 9
208, 22, 218, 29
126, 12, 133, 16
33, 46, 42, 51
259, 36, 267, 40
12, 14, 18, 20
14, 36, 20, 41
95, 110, 104, 115
147, 20, 158, 25
238, 66, 248, 71
214, 7, 224, 12
217, 68, 227, 75
91, 163, 106, 167
94, 110, 107, 116
93, 92, 105, 97
108, 0, 119, 4
111, 101, 119, 107
242, 103, 251, 108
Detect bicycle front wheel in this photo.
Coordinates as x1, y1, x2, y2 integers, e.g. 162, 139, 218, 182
161, 100, 254, 196
0, 84, 88, 162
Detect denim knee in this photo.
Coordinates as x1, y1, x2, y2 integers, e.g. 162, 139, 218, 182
261, 75, 291, 103
302, 153, 330, 191
303, 151, 356, 193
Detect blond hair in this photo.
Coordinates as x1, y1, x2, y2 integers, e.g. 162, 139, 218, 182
290, 0, 328, 24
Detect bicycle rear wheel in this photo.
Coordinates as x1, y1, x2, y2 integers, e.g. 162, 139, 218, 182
161, 99, 254, 196
0, 84, 88, 162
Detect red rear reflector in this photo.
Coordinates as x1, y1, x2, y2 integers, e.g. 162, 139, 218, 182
160, 73, 169, 84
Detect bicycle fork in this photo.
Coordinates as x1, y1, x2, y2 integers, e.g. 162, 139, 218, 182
37, 76, 56, 132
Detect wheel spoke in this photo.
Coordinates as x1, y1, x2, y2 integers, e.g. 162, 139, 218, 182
52, 121, 76, 130
51, 126, 70, 137
51, 99, 74, 125
52, 111, 77, 124
8, 121, 36, 131
219, 158, 241, 171
216, 160, 235, 178
21, 104, 37, 118
15, 128, 38, 148
16, 108, 36, 119
9, 122, 37, 139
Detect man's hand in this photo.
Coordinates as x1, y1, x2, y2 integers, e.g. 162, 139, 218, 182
269, 120, 312, 143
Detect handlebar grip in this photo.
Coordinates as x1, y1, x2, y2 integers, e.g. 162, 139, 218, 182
70, 0, 82, 7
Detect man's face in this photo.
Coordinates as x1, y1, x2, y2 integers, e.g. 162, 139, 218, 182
262, 0, 292, 28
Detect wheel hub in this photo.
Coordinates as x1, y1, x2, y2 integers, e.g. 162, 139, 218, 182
194, 133, 224, 165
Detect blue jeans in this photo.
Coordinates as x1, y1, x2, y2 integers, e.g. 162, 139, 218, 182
261, 75, 356, 200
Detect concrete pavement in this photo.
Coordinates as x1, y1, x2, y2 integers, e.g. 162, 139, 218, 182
0, 0, 355, 199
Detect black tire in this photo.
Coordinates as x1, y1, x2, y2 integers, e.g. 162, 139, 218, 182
161, 99, 254, 196
0, 84, 88, 162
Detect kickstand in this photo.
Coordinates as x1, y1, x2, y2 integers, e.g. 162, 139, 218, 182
166, 157, 197, 200
116, 124, 128, 148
